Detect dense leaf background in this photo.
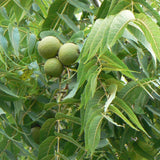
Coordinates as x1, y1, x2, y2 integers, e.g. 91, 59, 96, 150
0, 0, 160, 159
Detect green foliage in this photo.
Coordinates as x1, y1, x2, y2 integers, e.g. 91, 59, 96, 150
0, 0, 160, 159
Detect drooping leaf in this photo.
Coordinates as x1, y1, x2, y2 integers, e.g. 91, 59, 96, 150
126, 24, 157, 67
80, 19, 103, 59
137, 51, 149, 78
27, 33, 36, 56
38, 136, 57, 160
104, 84, 117, 112
77, 58, 97, 87
96, 138, 110, 149
134, 89, 148, 114
118, 78, 157, 102
82, 70, 99, 107
135, 14, 160, 62
118, 80, 143, 103
90, 71, 99, 97
0, 129, 32, 158
0, 38, 19, 67
8, 24, 20, 57
0, 31, 8, 52
42, 0, 74, 30
0, 83, 20, 101
113, 97, 148, 135
102, 10, 135, 49
85, 111, 103, 155
81, 91, 104, 134
104, 77, 124, 91
108, 105, 138, 131
100, 52, 135, 80
102, 114, 123, 127
134, 0, 160, 24
142, 115, 160, 135
40, 118, 56, 142
85, 19, 107, 62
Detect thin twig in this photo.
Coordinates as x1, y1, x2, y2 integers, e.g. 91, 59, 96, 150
56, 77, 62, 160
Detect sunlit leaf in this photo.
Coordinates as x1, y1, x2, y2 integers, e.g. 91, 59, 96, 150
113, 97, 148, 135
35, 0, 48, 18
135, 14, 160, 62
100, 52, 135, 80
104, 84, 117, 112
102, 114, 123, 127
108, 105, 138, 131
0, 108, 5, 115
102, 10, 135, 48
85, 19, 107, 62
134, 0, 160, 24
80, 19, 103, 58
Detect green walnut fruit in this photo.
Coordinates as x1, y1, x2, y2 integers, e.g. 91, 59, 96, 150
44, 58, 63, 77
31, 126, 40, 144
38, 36, 61, 59
58, 43, 79, 66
